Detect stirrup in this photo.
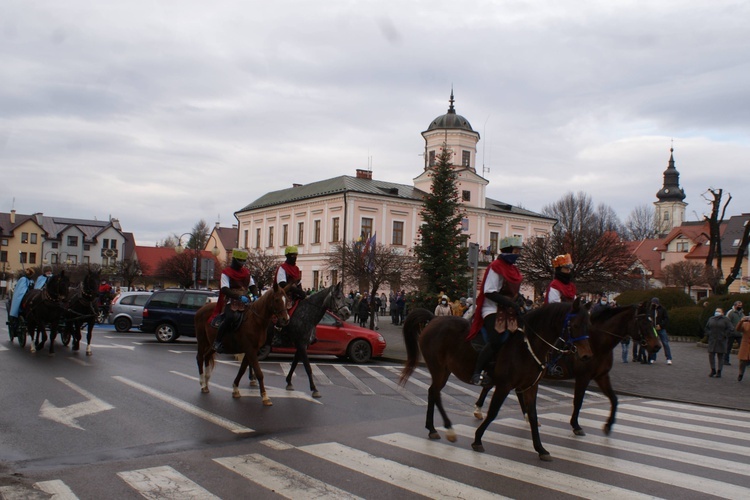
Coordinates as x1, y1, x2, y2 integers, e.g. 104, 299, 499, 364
212, 341, 224, 353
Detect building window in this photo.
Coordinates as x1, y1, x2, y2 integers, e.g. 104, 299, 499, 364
243, 229, 249, 248
429, 151, 436, 167
361, 218, 373, 239
30, 233, 38, 244
67, 236, 78, 247
392, 221, 404, 245
51, 242, 58, 249
103, 239, 109, 248
84, 244, 90, 251
331, 269, 338, 286
676, 241, 689, 252
255, 228, 261, 249
268, 227, 274, 248
28, 252, 36, 264
462, 150, 470, 167
20, 252, 27, 263
462, 190, 471, 201
332, 217, 340, 242
68, 256, 78, 265
297, 222, 304, 245
110, 240, 117, 249
312, 270, 320, 290
489, 232, 499, 254
0, 251, 7, 263
664, 212, 669, 221
282, 224, 288, 247
21, 232, 29, 243
313, 220, 321, 244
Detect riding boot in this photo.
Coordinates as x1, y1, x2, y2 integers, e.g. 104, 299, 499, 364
471, 343, 496, 386
213, 313, 232, 353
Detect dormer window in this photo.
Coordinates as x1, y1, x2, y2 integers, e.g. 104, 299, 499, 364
462, 190, 471, 201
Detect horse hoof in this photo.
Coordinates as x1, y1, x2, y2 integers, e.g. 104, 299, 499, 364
573, 429, 586, 436
312, 391, 321, 399
201, 387, 210, 393
232, 391, 241, 399
249, 380, 258, 387
471, 443, 484, 452
539, 453, 553, 462
428, 432, 441, 440
446, 429, 457, 442
262, 399, 273, 407
473, 407, 483, 420
286, 384, 294, 391
603, 425, 613, 436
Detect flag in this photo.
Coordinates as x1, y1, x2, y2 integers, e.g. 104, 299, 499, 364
365, 232, 376, 273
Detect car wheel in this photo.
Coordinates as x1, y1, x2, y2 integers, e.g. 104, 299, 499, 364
347, 339, 372, 364
114, 317, 131, 333
258, 345, 270, 361
155, 323, 178, 343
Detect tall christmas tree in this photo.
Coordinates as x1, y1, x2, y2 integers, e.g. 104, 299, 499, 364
413, 142, 469, 298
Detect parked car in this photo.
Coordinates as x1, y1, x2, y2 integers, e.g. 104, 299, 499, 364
108, 291, 153, 332
258, 311, 386, 363
140, 289, 218, 343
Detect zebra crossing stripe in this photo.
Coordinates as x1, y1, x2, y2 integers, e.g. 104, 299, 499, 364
332, 365, 376, 394
311, 364, 333, 385
582, 407, 750, 441
33, 480, 78, 499
618, 403, 750, 429
214, 453, 362, 499
299, 442, 507, 500
537, 383, 608, 400
358, 366, 426, 405
451, 424, 750, 499
497, 416, 750, 477
370, 432, 653, 499
112, 376, 254, 435
117, 466, 218, 499
384, 366, 465, 406
643, 399, 749, 417
552, 412, 750, 457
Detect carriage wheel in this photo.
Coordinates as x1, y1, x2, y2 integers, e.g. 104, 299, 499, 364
17, 320, 27, 348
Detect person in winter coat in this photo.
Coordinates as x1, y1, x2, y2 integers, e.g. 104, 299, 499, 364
736, 317, 750, 381
357, 293, 370, 327
435, 295, 452, 316
705, 308, 735, 378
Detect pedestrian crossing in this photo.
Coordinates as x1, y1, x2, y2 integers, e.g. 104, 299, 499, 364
4, 400, 749, 499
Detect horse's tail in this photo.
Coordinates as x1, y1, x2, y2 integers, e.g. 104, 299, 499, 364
399, 308, 434, 385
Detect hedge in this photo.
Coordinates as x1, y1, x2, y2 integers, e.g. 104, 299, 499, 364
614, 287, 693, 310
668, 306, 705, 338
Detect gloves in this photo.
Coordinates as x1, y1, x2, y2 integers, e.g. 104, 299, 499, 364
240, 296, 249, 304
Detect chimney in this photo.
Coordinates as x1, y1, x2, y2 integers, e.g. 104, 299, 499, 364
356, 169, 372, 180
10, 210, 15, 224
292, 183, 302, 188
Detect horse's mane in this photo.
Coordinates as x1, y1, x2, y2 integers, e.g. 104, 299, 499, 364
284, 284, 339, 340
589, 304, 632, 322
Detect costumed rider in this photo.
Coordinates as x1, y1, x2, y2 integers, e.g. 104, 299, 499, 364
7, 268, 35, 337
545, 254, 576, 304
34, 266, 53, 290
212, 248, 257, 353
269, 245, 309, 342
468, 236, 524, 386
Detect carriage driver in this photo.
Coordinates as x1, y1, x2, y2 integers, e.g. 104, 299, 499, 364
545, 254, 577, 304
212, 248, 257, 353
34, 266, 53, 290
468, 236, 525, 386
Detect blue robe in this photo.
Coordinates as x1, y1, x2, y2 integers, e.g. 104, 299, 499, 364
10, 276, 33, 317
34, 275, 50, 290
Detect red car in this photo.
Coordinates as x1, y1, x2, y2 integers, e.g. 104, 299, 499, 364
258, 311, 386, 363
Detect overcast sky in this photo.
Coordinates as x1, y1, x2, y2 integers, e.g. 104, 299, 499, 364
2, 1, 748, 246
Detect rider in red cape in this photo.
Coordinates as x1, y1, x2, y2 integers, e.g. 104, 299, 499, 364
469, 236, 524, 386
544, 253, 577, 304
212, 248, 256, 353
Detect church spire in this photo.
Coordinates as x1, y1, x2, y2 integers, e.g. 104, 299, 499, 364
656, 147, 686, 202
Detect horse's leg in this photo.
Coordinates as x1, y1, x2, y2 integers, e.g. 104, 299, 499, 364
232, 355, 250, 398
297, 345, 320, 398
285, 350, 301, 391
249, 353, 272, 406
593, 373, 618, 435
71, 321, 81, 352
248, 366, 258, 387
197, 346, 208, 393
427, 368, 455, 441
85, 320, 93, 356
472, 384, 510, 453
473, 385, 491, 420
570, 376, 592, 436
522, 385, 552, 461
47, 322, 57, 356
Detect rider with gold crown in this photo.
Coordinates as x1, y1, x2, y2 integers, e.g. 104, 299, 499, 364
468, 236, 524, 386
212, 248, 257, 353
545, 253, 577, 304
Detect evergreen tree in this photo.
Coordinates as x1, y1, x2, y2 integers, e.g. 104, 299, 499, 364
413, 143, 469, 298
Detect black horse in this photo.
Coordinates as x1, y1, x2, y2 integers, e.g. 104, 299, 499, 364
62, 270, 100, 356
23, 271, 70, 355
268, 282, 350, 398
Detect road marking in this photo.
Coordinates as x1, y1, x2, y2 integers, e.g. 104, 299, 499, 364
39, 377, 114, 430
371, 432, 656, 499
300, 442, 505, 500
81, 344, 135, 350
260, 438, 295, 450
643, 399, 750, 418
332, 365, 376, 394
118, 465, 218, 499
279, 362, 333, 386
618, 402, 750, 429
385, 366, 464, 406
359, 366, 426, 405
112, 376, 254, 435
451, 424, 750, 499
34, 479, 78, 499
215, 453, 361, 499
169, 371, 322, 404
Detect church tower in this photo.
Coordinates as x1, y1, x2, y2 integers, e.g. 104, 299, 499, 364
654, 147, 687, 236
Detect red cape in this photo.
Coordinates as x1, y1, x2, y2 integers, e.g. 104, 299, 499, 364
211, 266, 251, 319
468, 258, 522, 340
544, 279, 577, 304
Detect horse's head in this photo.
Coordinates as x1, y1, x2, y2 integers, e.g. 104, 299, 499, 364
325, 282, 351, 321
271, 282, 290, 327
47, 271, 70, 302
634, 301, 662, 354
82, 271, 99, 298
565, 298, 593, 360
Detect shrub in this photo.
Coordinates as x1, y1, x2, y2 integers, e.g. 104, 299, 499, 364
668, 306, 705, 338
614, 287, 693, 310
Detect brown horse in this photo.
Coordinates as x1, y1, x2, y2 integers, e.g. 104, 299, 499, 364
23, 271, 70, 355
400, 299, 592, 461
194, 283, 289, 406
473, 302, 662, 436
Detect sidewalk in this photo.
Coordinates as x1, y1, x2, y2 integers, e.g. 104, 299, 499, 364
376, 318, 750, 412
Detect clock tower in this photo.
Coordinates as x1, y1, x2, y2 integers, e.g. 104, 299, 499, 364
654, 147, 687, 236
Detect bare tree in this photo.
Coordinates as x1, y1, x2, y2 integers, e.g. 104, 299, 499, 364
625, 204, 658, 240
158, 235, 178, 248
246, 249, 281, 290
158, 253, 195, 288
114, 259, 150, 290
663, 261, 705, 295
725, 219, 750, 289
702, 188, 731, 293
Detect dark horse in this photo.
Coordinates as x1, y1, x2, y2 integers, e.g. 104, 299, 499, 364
400, 299, 592, 461
62, 270, 100, 356
23, 271, 70, 355
194, 283, 289, 405
474, 302, 662, 436
271, 282, 351, 398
